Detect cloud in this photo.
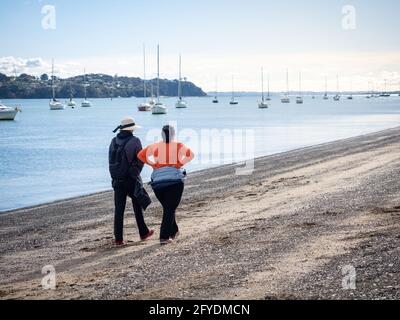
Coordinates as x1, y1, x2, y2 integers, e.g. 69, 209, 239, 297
25, 58, 44, 68
0, 56, 46, 75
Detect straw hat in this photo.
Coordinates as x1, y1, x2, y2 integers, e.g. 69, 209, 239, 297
113, 117, 141, 133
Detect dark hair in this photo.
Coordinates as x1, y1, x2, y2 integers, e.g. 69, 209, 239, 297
162, 125, 175, 143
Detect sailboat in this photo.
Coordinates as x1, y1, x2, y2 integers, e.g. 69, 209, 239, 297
81, 69, 93, 107
296, 72, 303, 104
347, 80, 353, 99
258, 67, 269, 108
49, 59, 65, 110
152, 45, 168, 115
266, 73, 271, 101
138, 44, 152, 112
229, 75, 238, 105
212, 77, 219, 103
67, 85, 76, 107
175, 55, 188, 108
333, 74, 341, 101
366, 81, 372, 99
379, 79, 391, 97
0, 102, 21, 120
148, 81, 156, 106
281, 69, 290, 103
323, 76, 329, 100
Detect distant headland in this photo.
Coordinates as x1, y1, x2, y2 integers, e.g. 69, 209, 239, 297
0, 73, 207, 99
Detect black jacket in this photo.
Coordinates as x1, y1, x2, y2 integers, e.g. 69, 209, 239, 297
110, 131, 144, 180
109, 131, 151, 210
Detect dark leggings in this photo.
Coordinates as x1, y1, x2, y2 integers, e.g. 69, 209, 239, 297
153, 182, 184, 240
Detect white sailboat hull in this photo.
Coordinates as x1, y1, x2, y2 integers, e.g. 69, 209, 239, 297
333, 95, 341, 101
81, 100, 92, 108
281, 96, 290, 103
296, 97, 303, 104
175, 100, 187, 108
152, 103, 168, 114
138, 102, 152, 111
0, 107, 18, 120
258, 101, 269, 109
49, 101, 65, 110
68, 101, 76, 107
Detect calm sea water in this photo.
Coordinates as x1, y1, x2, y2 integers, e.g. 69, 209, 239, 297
1, 95, 400, 212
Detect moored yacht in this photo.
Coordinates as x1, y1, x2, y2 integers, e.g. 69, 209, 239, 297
67, 85, 76, 107
175, 55, 188, 108
295, 71, 303, 104
67, 98, 76, 108
49, 59, 65, 110
152, 45, 168, 115
281, 69, 290, 103
258, 67, 269, 108
229, 75, 238, 105
212, 77, 219, 103
0, 103, 21, 120
323, 77, 329, 100
333, 74, 341, 101
138, 44, 153, 112
81, 69, 93, 107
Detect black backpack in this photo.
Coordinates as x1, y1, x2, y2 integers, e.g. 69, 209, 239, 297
109, 136, 133, 181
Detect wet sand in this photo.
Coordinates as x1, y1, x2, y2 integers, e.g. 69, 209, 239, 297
1, 127, 400, 300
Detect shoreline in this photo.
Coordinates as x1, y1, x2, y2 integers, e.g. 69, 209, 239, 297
3, 125, 400, 215
1, 125, 400, 299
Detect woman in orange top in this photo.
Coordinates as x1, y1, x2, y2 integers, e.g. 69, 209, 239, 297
138, 125, 194, 245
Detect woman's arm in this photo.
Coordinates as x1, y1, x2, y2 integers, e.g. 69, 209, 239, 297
178, 144, 195, 166
137, 144, 157, 168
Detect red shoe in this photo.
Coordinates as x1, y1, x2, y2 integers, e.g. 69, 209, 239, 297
160, 239, 173, 245
140, 229, 155, 241
114, 240, 125, 246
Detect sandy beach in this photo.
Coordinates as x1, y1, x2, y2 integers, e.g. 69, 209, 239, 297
1, 127, 400, 300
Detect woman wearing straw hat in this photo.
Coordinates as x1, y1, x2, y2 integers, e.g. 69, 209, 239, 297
109, 117, 154, 246
138, 125, 194, 245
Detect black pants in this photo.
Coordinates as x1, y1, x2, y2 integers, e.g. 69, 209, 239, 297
153, 182, 184, 240
114, 181, 149, 242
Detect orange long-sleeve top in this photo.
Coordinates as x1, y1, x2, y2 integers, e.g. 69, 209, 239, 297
137, 141, 195, 169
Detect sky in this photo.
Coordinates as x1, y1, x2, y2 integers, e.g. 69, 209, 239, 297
0, 0, 400, 92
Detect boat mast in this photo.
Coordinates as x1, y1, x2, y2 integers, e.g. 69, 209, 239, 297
231, 75, 235, 101
384, 79, 387, 94
325, 76, 328, 96
83, 68, 87, 100
178, 54, 182, 100
298, 71, 302, 97
261, 67, 265, 102
51, 59, 55, 100
157, 45, 160, 103
215, 77, 218, 99
337, 73, 339, 95
286, 69, 289, 96
143, 44, 147, 100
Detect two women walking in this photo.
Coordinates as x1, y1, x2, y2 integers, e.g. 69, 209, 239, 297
109, 118, 194, 246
